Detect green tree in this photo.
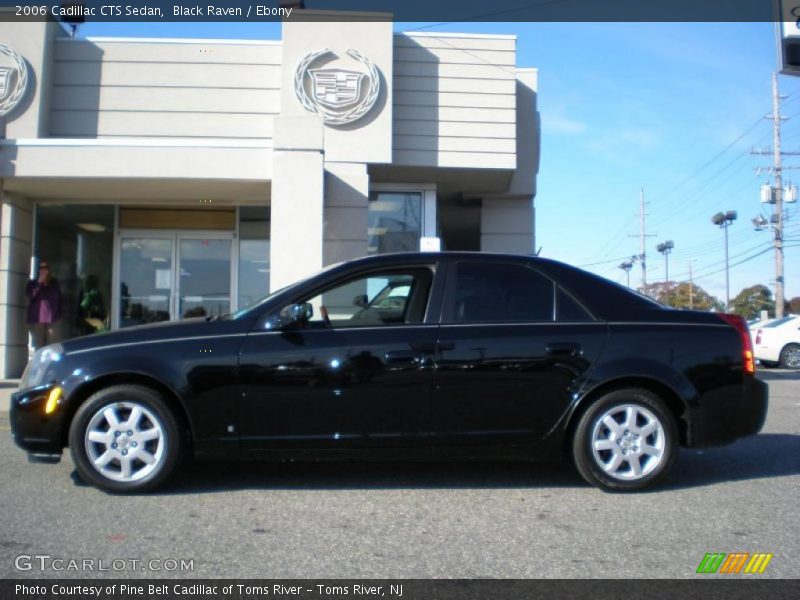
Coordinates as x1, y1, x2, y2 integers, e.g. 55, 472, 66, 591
787, 296, 800, 314
639, 282, 723, 311
731, 285, 774, 320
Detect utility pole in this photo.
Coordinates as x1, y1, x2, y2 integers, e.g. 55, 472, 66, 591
752, 73, 790, 317
772, 72, 786, 318
629, 189, 655, 294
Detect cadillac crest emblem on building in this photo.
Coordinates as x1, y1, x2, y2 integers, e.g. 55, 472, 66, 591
294, 48, 380, 126
0, 44, 30, 119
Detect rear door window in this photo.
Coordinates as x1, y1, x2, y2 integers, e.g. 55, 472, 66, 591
449, 262, 554, 323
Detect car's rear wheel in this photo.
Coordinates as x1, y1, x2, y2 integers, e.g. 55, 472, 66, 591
572, 388, 678, 491
69, 385, 182, 493
779, 343, 800, 369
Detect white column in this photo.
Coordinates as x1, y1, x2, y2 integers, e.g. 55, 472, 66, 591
323, 162, 369, 265
0, 189, 33, 378
480, 197, 535, 255
269, 116, 325, 291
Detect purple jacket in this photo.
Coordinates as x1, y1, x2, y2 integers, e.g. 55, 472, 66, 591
26, 279, 63, 324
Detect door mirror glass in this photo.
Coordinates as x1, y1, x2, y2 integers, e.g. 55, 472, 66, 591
353, 294, 368, 308
266, 303, 313, 330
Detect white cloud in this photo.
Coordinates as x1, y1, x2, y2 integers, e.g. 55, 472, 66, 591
542, 114, 587, 135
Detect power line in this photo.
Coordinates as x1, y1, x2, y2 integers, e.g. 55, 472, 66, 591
646, 115, 768, 208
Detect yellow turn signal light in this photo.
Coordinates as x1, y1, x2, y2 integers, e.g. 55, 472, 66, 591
44, 387, 62, 415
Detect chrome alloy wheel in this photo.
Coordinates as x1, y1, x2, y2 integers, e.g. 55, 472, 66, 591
784, 345, 800, 369
84, 402, 166, 482
590, 403, 666, 481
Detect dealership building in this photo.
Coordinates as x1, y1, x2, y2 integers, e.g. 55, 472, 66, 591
0, 12, 540, 378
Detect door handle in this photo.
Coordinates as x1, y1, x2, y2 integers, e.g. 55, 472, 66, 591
384, 351, 425, 366
546, 342, 581, 356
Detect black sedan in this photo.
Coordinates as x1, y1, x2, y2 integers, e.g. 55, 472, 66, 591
10, 252, 768, 492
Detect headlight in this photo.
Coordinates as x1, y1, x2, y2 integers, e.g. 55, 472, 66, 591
19, 344, 63, 390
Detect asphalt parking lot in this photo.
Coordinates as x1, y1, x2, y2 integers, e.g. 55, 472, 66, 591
0, 370, 798, 580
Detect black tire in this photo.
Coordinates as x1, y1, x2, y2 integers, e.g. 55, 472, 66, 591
779, 343, 800, 369
572, 388, 678, 492
68, 384, 182, 493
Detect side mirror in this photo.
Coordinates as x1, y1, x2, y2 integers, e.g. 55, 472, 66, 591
265, 303, 313, 330
353, 294, 368, 308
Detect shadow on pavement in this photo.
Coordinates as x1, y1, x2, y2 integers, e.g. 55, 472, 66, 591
663, 433, 800, 491
756, 369, 800, 382
68, 433, 800, 495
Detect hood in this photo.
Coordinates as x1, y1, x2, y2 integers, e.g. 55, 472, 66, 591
60, 317, 238, 355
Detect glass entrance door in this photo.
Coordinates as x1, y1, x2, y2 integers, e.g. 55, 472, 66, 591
119, 237, 173, 328
177, 237, 232, 320
117, 233, 233, 328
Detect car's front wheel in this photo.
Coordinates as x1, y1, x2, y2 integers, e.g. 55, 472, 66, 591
69, 385, 182, 493
779, 343, 800, 369
572, 388, 678, 491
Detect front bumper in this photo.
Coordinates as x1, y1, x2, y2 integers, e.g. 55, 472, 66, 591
686, 376, 768, 447
10, 384, 67, 456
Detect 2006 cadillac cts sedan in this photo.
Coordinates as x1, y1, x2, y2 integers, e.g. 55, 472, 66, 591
11, 252, 768, 493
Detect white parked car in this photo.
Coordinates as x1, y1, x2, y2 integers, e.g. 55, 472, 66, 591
753, 315, 800, 369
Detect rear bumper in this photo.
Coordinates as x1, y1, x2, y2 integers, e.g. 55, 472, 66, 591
10, 384, 67, 455
686, 376, 768, 447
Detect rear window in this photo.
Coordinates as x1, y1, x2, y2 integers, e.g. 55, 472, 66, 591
764, 316, 798, 328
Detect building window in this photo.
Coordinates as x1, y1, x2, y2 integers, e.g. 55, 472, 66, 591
238, 206, 270, 309
367, 191, 423, 255
33, 205, 114, 340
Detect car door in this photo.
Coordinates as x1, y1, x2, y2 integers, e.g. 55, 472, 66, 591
237, 264, 441, 453
431, 259, 607, 451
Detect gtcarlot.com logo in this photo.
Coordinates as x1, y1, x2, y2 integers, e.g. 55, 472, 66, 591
14, 554, 194, 573
696, 552, 774, 574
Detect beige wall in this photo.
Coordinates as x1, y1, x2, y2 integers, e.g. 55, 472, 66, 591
392, 32, 518, 170
49, 38, 281, 139
0, 21, 61, 140
280, 13, 394, 164
481, 197, 535, 255
0, 189, 33, 378
323, 162, 370, 265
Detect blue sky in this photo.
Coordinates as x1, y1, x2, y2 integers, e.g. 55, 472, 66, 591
75, 20, 800, 304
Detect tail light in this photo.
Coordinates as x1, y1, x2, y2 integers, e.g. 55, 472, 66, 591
717, 313, 755, 375
755, 330, 762, 345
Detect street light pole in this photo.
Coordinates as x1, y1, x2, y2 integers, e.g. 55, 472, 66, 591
712, 211, 737, 311
618, 260, 633, 288
656, 240, 674, 306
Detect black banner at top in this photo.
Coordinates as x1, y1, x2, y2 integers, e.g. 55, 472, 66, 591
0, 0, 794, 23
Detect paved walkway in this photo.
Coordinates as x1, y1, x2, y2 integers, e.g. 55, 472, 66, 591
0, 382, 18, 413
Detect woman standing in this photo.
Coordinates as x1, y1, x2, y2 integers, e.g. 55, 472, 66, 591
26, 260, 63, 350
